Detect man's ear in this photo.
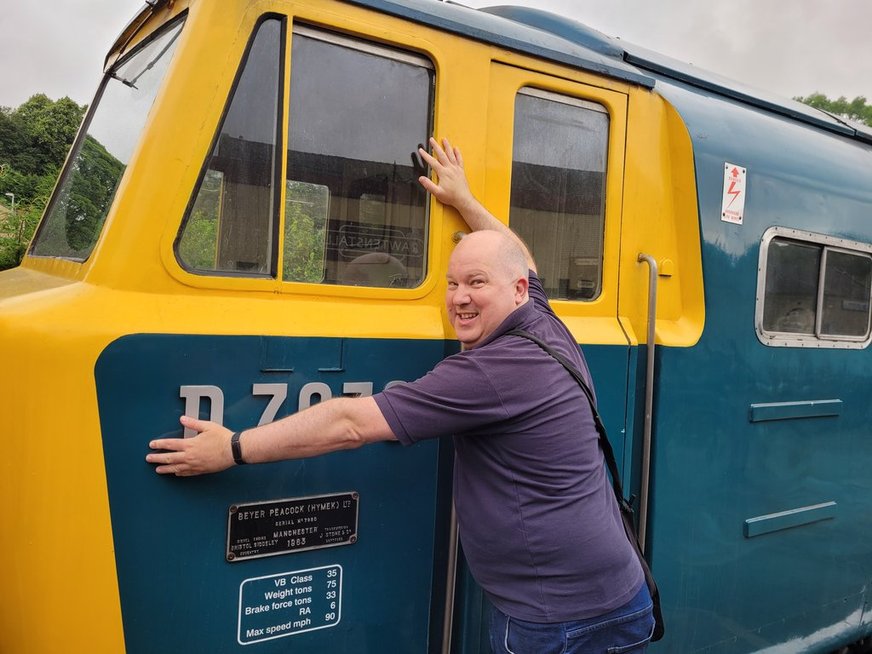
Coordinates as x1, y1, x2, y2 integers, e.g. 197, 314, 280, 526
514, 276, 529, 305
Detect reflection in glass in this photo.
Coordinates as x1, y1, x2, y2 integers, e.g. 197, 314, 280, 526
820, 250, 872, 337
178, 170, 224, 270
31, 19, 185, 260
283, 30, 432, 287
762, 239, 820, 334
178, 18, 283, 276
509, 90, 608, 300
283, 180, 329, 283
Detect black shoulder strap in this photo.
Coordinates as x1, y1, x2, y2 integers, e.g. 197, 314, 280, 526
506, 327, 666, 641
505, 328, 627, 505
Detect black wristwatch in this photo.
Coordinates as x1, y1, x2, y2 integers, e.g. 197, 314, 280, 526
230, 431, 247, 465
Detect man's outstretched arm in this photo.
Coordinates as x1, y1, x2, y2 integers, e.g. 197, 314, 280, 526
146, 396, 395, 476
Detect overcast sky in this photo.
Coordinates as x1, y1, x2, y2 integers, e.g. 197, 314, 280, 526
0, 0, 869, 110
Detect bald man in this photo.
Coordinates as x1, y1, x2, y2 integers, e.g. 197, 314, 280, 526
147, 138, 653, 653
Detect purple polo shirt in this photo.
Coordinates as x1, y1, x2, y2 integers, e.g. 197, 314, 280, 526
373, 273, 643, 622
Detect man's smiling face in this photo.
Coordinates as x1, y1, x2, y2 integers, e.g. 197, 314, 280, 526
445, 231, 528, 350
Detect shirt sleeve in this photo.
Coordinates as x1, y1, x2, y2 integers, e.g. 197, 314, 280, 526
527, 270, 555, 316
373, 352, 510, 446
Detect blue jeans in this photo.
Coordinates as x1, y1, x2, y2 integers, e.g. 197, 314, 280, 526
488, 584, 654, 654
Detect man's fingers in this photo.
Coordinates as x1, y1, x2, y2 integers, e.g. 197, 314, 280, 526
147, 420, 232, 477
420, 138, 462, 178
156, 463, 191, 476
148, 437, 187, 453
154, 463, 178, 475
418, 175, 438, 195
146, 436, 191, 473
146, 446, 185, 468
418, 147, 440, 171
428, 136, 450, 164
441, 138, 456, 164
180, 414, 215, 434
149, 453, 193, 475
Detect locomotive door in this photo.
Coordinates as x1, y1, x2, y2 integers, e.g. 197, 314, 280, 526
483, 63, 636, 472
94, 15, 452, 654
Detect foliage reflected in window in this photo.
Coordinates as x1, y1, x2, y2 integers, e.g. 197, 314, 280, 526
31, 18, 185, 260
283, 29, 432, 288
762, 236, 872, 342
177, 18, 282, 276
509, 89, 608, 301
178, 170, 223, 269
283, 180, 328, 283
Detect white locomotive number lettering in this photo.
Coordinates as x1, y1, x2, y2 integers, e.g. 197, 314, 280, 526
179, 380, 403, 435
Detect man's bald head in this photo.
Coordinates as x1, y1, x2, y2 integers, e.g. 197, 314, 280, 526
451, 230, 529, 285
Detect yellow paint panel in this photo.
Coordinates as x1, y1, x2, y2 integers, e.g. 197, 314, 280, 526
0, 286, 126, 652
619, 89, 705, 346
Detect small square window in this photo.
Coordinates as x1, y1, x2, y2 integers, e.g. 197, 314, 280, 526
757, 230, 872, 348
762, 240, 820, 334
820, 250, 872, 337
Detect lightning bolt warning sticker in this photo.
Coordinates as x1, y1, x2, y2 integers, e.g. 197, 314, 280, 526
721, 163, 747, 225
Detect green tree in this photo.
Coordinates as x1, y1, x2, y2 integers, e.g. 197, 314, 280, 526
31, 96, 85, 170
795, 93, 872, 127
0, 94, 86, 270
0, 201, 42, 270
0, 109, 27, 172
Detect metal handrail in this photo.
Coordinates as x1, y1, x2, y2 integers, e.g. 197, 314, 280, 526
440, 502, 459, 654
636, 253, 658, 554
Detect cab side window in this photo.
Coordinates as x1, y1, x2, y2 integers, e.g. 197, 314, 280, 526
509, 88, 609, 300
177, 17, 283, 275
283, 27, 433, 288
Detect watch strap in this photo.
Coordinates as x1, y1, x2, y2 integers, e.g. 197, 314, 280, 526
230, 431, 247, 465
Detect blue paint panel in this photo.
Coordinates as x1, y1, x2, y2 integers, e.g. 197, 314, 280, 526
648, 346, 872, 652
97, 334, 632, 654
624, 45, 857, 138
584, 344, 633, 483
96, 334, 454, 654
749, 399, 842, 423
640, 80, 872, 650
